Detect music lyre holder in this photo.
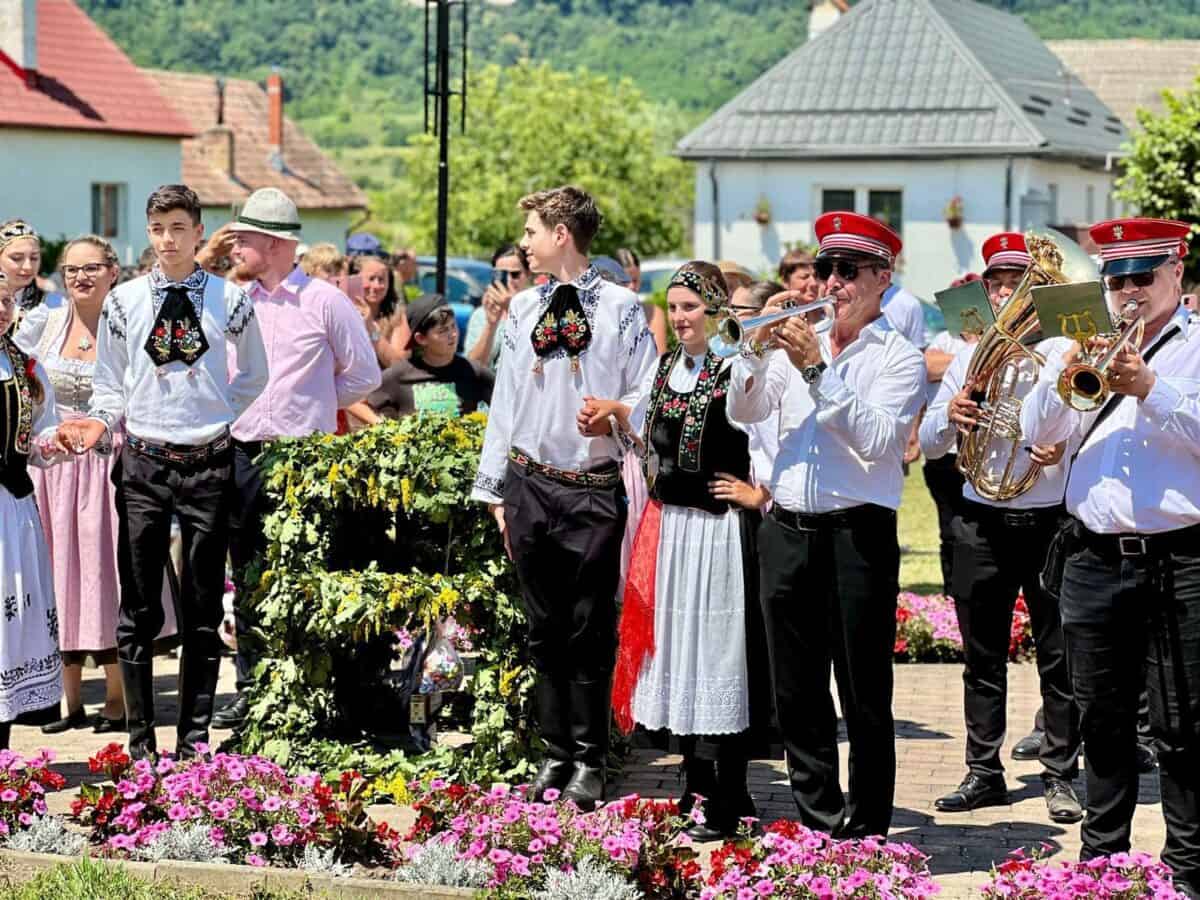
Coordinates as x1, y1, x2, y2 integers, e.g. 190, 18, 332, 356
424, 0, 469, 297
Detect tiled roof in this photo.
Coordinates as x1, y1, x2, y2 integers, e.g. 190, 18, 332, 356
147, 70, 367, 211
1046, 40, 1200, 130
0, 0, 192, 138
678, 0, 1126, 161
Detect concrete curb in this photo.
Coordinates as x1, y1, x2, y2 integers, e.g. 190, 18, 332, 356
0, 849, 475, 898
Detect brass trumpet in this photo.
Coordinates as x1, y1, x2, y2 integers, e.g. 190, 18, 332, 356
709, 298, 837, 359
1056, 300, 1145, 412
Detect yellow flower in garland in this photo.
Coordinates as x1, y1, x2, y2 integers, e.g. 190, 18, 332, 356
400, 477, 413, 510
499, 665, 523, 698
327, 462, 341, 484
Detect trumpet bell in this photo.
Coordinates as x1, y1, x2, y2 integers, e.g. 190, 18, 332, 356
709, 298, 836, 359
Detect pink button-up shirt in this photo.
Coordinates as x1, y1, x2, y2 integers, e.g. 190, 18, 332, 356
232, 267, 381, 442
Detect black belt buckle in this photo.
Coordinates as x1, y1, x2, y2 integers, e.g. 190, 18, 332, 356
1118, 535, 1148, 558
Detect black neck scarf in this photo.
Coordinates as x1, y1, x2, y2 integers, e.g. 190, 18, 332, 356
530, 283, 592, 374
144, 285, 209, 367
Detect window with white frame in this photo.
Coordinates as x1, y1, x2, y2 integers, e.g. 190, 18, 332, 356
91, 184, 124, 239
819, 187, 903, 231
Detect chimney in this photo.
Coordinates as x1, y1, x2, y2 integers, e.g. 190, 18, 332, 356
0, 0, 38, 87
267, 70, 284, 171
199, 126, 235, 180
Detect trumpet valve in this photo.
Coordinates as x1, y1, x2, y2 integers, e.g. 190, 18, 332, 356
978, 397, 1023, 441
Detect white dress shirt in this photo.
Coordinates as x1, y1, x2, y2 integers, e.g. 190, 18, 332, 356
728, 316, 926, 513
921, 336, 1074, 509
882, 284, 928, 350
1021, 306, 1200, 534
471, 265, 657, 505
90, 269, 270, 446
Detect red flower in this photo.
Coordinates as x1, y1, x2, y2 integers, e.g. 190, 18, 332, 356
173, 328, 185, 338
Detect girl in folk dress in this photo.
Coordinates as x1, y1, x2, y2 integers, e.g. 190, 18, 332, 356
0, 220, 64, 326
15, 236, 178, 735
594, 261, 775, 840
0, 271, 66, 747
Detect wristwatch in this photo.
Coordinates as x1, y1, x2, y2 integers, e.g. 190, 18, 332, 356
801, 361, 827, 384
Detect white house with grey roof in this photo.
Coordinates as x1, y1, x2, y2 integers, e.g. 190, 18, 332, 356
678, 0, 1130, 303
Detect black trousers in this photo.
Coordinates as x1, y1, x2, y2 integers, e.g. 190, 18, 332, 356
922, 454, 966, 596
502, 460, 626, 681
1061, 536, 1200, 897
227, 441, 267, 693
759, 504, 899, 838
950, 503, 1079, 780
114, 443, 232, 746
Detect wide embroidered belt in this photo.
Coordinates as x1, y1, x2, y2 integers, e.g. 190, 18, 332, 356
127, 430, 232, 465
508, 447, 620, 489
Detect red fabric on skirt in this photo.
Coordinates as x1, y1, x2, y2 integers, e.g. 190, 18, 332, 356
611, 499, 663, 733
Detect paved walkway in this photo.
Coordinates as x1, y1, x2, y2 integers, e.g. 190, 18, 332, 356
10, 657, 1167, 897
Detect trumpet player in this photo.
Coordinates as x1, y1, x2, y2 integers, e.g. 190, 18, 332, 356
1020, 218, 1200, 897
729, 211, 925, 838
919, 232, 1082, 823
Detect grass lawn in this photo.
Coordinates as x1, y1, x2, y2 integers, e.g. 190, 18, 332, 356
898, 460, 945, 595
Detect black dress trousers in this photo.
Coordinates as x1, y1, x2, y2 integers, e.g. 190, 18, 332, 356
758, 503, 900, 839
501, 460, 627, 681
1061, 535, 1200, 898
114, 446, 232, 669
227, 440, 268, 693
922, 453, 966, 596
949, 503, 1080, 781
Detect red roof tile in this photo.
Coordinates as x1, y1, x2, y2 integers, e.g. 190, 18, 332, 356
147, 70, 367, 211
0, 0, 192, 138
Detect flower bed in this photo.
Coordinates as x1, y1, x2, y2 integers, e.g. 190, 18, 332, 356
0, 749, 66, 839
68, 743, 400, 869
984, 847, 1188, 899
401, 781, 700, 898
704, 820, 939, 899
895, 592, 1033, 663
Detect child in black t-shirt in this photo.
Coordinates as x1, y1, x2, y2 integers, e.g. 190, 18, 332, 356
367, 293, 494, 419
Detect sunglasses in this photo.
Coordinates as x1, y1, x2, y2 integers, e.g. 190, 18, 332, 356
1103, 270, 1158, 292
814, 257, 881, 282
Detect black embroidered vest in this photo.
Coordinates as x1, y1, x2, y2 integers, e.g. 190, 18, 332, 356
644, 349, 750, 515
0, 351, 34, 500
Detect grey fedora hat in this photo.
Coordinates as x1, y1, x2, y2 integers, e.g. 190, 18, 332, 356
229, 187, 303, 242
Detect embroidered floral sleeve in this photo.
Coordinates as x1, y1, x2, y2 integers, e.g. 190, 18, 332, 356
225, 290, 255, 337
103, 292, 128, 342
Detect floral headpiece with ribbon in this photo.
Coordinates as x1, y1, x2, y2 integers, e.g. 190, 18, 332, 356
0, 220, 40, 253
667, 264, 728, 315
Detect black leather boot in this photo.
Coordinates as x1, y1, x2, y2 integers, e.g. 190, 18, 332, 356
120, 659, 157, 761
677, 736, 717, 817
529, 674, 573, 802
176, 653, 220, 759
688, 740, 755, 841
561, 678, 609, 811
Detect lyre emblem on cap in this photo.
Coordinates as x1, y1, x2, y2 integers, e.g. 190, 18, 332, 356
999, 237, 1009, 249
833, 216, 842, 231
1113, 225, 1124, 240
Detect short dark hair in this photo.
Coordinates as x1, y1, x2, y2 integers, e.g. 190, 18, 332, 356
145, 184, 202, 225
519, 186, 602, 253
745, 280, 786, 310
778, 248, 815, 282
491, 243, 530, 271
615, 248, 640, 270
416, 306, 456, 335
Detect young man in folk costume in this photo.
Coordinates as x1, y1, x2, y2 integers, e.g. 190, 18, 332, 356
1021, 218, 1200, 898
919, 232, 1082, 823
728, 212, 926, 839
471, 186, 657, 810
59, 185, 269, 760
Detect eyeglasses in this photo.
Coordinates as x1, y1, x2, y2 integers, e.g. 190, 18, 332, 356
62, 263, 110, 280
814, 258, 880, 282
1103, 270, 1158, 292
728, 304, 762, 313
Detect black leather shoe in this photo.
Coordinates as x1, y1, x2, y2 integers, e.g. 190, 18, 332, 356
41, 707, 89, 735
1044, 776, 1083, 823
935, 773, 1008, 812
529, 758, 573, 802
210, 694, 249, 731
685, 819, 734, 842
561, 764, 605, 811
1011, 730, 1044, 761
93, 715, 127, 734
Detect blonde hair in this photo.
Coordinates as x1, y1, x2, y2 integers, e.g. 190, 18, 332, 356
61, 234, 119, 269
301, 242, 345, 277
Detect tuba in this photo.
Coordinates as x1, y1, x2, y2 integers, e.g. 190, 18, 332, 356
957, 228, 1099, 501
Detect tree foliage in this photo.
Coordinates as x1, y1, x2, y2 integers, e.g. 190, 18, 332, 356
1115, 74, 1200, 288
373, 62, 692, 258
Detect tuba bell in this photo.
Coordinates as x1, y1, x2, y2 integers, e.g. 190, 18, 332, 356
957, 228, 1099, 501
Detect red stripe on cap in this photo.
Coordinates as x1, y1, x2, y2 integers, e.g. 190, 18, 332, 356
1099, 238, 1183, 260
985, 250, 1031, 269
